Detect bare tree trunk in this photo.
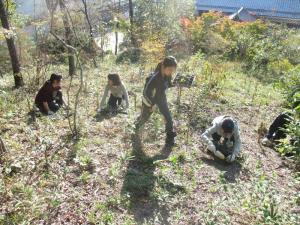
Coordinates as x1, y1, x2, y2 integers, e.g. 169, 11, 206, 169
128, 0, 136, 46
0, 136, 6, 155
114, 0, 121, 55
50, 9, 84, 138
59, 0, 76, 76
115, 23, 119, 55
81, 0, 97, 67
0, 0, 24, 88
115, 31, 118, 55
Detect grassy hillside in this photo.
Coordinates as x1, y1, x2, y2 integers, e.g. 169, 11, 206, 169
0, 56, 299, 225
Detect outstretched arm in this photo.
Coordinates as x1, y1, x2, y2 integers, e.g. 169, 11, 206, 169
226, 124, 241, 163
121, 83, 129, 109
201, 125, 225, 160
233, 126, 241, 156
100, 85, 109, 109
156, 97, 174, 133
201, 125, 217, 147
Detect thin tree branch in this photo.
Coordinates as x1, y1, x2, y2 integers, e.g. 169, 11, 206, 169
50, 30, 77, 52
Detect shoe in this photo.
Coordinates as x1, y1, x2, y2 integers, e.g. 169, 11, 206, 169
165, 137, 175, 147
262, 137, 273, 147
214, 150, 225, 160
165, 132, 177, 147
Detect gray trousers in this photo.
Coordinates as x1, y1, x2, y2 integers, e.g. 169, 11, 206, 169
135, 102, 174, 135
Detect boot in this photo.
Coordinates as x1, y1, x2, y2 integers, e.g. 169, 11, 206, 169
165, 132, 177, 147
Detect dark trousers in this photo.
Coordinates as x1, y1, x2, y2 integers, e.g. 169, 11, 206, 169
135, 102, 174, 136
36, 91, 63, 114
108, 94, 123, 109
212, 133, 234, 157
267, 113, 291, 140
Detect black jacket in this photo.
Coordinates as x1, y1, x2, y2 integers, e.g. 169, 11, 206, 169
35, 81, 55, 105
143, 71, 173, 107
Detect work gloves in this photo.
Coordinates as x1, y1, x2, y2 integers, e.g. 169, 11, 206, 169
207, 144, 225, 160
207, 143, 237, 162
150, 105, 157, 112
121, 101, 129, 110
261, 137, 273, 147
207, 143, 216, 152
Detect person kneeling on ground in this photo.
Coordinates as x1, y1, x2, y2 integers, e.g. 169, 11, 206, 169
262, 91, 299, 147
201, 116, 242, 163
35, 73, 64, 115
261, 113, 293, 147
135, 56, 177, 147
98, 74, 129, 115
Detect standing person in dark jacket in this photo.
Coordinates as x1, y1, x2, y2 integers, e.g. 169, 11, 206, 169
35, 74, 64, 115
135, 56, 177, 146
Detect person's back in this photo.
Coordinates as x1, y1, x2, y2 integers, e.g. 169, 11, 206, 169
35, 81, 53, 107
35, 74, 63, 115
211, 116, 239, 137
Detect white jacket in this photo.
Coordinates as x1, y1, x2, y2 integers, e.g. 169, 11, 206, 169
201, 116, 241, 156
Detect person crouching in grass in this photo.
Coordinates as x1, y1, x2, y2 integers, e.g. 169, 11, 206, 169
98, 74, 129, 115
35, 73, 64, 115
201, 116, 242, 163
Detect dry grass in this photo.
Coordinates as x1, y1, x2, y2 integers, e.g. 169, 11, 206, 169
0, 59, 299, 225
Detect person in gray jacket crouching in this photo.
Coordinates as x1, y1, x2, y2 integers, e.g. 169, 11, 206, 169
201, 116, 241, 163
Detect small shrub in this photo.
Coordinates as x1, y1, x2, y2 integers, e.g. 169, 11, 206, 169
267, 59, 293, 77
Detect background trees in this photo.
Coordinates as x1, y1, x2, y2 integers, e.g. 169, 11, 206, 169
58, 0, 76, 76
0, 0, 24, 88
185, 12, 299, 81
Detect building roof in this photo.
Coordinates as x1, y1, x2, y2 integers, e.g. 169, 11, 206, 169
196, 0, 300, 20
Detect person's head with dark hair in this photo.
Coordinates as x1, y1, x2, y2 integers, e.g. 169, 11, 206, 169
221, 118, 235, 137
155, 56, 178, 77
50, 73, 62, 90
108, 74, 121, 86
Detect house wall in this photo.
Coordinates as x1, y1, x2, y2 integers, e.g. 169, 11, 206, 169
196, 0, 300, 23
196, 9, 300, 26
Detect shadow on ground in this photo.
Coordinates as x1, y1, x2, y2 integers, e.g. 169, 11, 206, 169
121, 134, 186, 224
94, 113, 114, 123
200, 156, 242, 183
94, 111, 128, 123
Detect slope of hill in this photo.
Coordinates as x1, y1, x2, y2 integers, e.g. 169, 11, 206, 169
0, 58, 299, 225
